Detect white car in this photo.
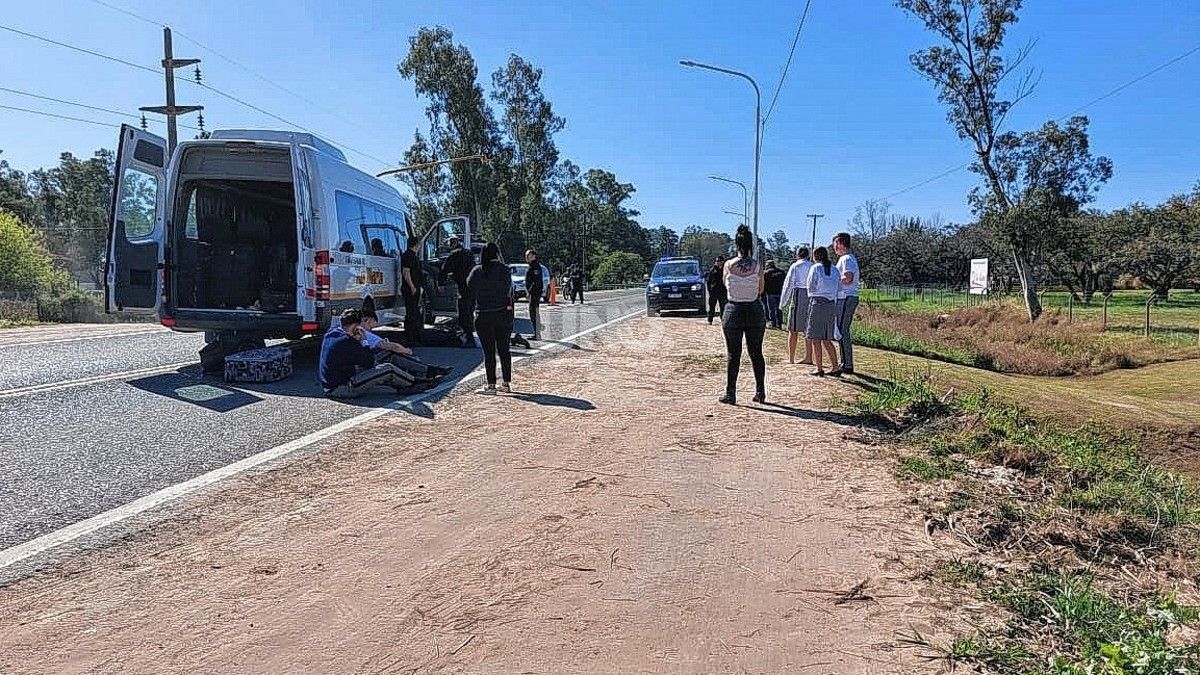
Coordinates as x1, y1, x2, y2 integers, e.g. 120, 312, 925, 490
509, 262, 551, 301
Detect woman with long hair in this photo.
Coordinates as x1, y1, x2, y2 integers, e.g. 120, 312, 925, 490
719, 225, 767, 405
804, 246, 841, 377
778, 245, 813, 365
466, 241, 515, 394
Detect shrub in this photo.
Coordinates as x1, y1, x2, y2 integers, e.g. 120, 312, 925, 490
0, 209, 59, 295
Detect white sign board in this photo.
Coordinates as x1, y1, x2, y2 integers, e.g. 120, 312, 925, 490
969, 258, 989, 295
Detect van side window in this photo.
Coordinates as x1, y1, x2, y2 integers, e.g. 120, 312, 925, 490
119, 167, 159, 239
334, 190, 366, 254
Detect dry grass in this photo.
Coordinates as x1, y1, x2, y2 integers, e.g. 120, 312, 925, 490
856, 302, 1199, 377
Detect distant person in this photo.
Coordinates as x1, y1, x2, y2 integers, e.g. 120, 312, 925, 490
704, 255, 727, 325
805, 246, 841, 377
763, 260, 786, 329
319, 309, 422, 398
524, 249, 544, 340
779, 246, 813, 365
467, 241, 515, 395
400, 237, 424, 345
833, 232, 860, 376
720, 225, 767, 405
570, 264, 585, 304
370, 238, 387, 257
360, 311, 452, 381
440, 236, 476, 347
339, 240, 355, 253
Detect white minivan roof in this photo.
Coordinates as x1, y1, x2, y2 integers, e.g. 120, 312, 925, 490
208, 129, 347, 161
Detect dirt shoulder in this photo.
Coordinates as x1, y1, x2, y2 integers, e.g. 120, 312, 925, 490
0, 318, 963, 674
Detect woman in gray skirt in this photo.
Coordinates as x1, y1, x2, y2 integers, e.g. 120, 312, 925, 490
778, 246, 813, 364
804, 246, 841, 377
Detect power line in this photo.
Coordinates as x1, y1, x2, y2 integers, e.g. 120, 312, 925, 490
879, 41, 1200, 201
0, 23, 158, 75
0, 104, 121, 129
1, 22, 390, 167
763, 0, 813, 127
85, 0, 381, 153
0, 85, 202, 131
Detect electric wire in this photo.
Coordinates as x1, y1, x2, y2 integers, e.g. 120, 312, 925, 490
0, 85, 202, 131
0, 22, 390, 167
0, 104, 122, 129
762, 0, 813, 128
880, 42, 1200, 200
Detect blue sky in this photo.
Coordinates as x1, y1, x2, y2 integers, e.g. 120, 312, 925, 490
1, 0, 1197, 246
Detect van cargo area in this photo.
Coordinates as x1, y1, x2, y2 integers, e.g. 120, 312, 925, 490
172, 145, 298, 314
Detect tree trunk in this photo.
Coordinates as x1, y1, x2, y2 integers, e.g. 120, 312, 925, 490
1153, 284, 1170, 301
1012, 247, 1042, 321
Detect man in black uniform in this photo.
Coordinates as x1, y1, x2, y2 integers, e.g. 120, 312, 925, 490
400, 237, 424, 345
704, 255, 727, 325
524, 249, 544, 340
440, 237, 475, 347
763, 259, 787, 329
570, 264, 585, 304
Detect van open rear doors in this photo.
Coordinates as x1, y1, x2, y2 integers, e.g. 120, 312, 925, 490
105, 125, 168, 314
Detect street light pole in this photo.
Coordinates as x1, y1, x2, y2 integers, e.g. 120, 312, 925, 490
708, 175, 749, 230
682, 60, 761, 256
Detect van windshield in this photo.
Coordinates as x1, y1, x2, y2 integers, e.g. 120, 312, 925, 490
652, 262, 699, 278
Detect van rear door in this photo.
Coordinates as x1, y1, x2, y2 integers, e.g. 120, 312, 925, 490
105, 125, 168, 313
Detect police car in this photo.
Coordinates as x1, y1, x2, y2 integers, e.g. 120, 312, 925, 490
645, 256, 706, 316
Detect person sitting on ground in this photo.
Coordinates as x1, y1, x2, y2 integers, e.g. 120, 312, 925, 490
359, 311, 453, 381
319, 308, 428, 398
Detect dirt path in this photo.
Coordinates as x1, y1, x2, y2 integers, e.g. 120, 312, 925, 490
0, 318, 959, 674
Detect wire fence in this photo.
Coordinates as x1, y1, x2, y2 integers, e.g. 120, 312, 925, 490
864, 284, 1200, 347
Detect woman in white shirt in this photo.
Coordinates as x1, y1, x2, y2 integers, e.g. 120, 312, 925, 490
778, 246, 813, 365
720, 225, 767, 405
804, 246, 841, 377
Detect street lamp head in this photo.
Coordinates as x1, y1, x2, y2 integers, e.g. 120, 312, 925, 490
679, 59, 697, 67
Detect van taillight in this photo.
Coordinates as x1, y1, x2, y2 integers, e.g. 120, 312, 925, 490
315, 250, 330, 300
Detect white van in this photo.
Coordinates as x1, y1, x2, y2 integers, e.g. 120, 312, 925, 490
105, 125, 474, 366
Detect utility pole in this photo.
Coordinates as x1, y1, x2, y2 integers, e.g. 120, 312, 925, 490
806, 213, 824, 251
139, 27, 202, 152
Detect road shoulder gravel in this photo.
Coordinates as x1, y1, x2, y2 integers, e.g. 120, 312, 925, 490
0, 317, 963, 673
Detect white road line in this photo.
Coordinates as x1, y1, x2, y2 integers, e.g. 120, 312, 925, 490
0, 361, 196, 400
0, 307, 643, 572
0, 327, 167, 349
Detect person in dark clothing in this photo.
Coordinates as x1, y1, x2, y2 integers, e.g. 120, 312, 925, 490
440, 236, 476, 347
569, 265, 584, 304
704, 255, 728, 325
400, 238, 424, 345
763, 260, 787, 329
360, 311, 452, 381
319, 309, 420, 398
467, 241, 515, 395
524, 249, 544, 340
370, 238, 387, 257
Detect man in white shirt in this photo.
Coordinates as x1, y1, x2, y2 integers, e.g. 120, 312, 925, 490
832, 232, 860, 375
360, 311, 453, 382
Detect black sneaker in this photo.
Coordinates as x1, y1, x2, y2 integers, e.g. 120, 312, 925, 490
718, 394, 736, 405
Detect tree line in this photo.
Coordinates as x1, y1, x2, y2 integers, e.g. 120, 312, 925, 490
847, 189, 1200, 301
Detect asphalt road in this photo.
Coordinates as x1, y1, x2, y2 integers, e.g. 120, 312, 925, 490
0, 290, 646, 553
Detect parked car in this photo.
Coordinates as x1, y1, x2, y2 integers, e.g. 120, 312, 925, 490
509, 262, 551, 301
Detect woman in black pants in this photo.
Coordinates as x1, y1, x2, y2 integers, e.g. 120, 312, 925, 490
720, 225, 767, 405
466, 242, 515, 395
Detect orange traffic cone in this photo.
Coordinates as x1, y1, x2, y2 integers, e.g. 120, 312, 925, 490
549, 276, 559, 305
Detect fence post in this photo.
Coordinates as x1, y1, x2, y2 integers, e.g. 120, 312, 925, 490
1144, 294, 1155, 337
1101, 294, 1110, 331
1068, 294, 1073, 324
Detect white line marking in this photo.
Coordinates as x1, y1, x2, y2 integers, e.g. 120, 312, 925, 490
0, 361, 196, 400
0, 328, 167, 349
0, 307, 643, 571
